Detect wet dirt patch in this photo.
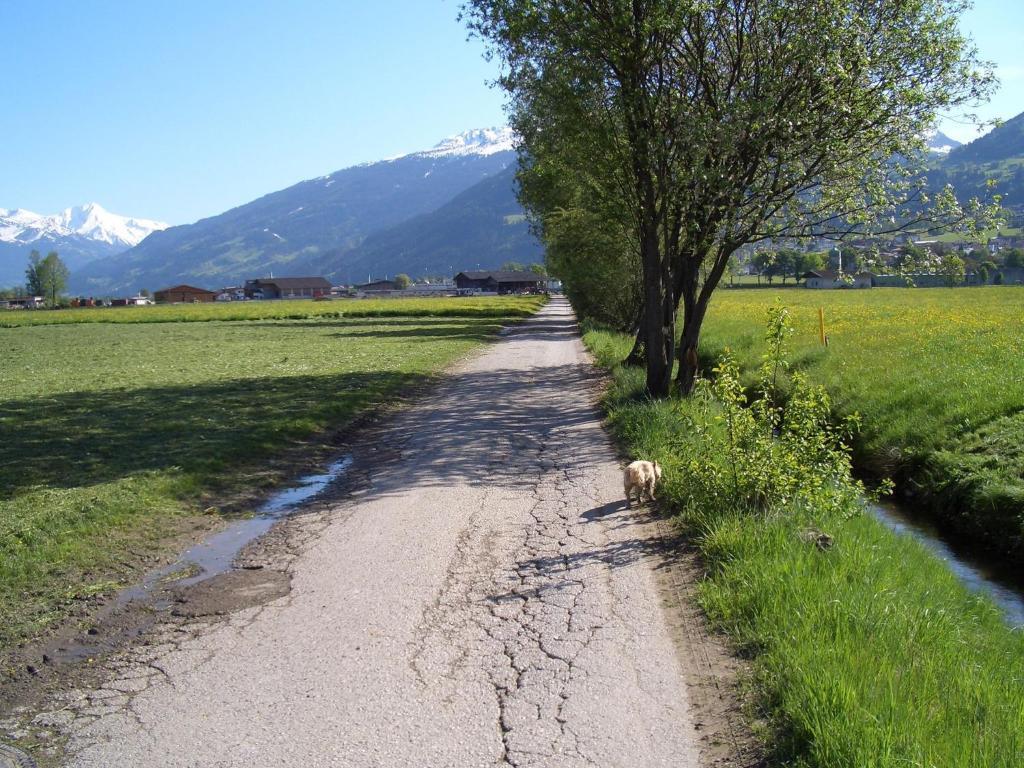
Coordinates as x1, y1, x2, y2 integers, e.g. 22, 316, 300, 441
170, 570, 292, 618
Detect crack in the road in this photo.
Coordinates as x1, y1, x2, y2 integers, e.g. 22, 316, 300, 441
409, 420, 611, 767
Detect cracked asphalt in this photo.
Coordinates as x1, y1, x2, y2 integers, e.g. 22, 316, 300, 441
38, 298, 701, 767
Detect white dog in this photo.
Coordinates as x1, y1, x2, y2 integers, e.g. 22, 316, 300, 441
623, 460, 662, 508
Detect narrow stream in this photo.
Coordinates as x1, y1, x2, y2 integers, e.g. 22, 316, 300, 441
869, 502, 1024, 628
116, 456, 354, 607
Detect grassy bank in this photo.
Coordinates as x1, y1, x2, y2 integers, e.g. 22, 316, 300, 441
0, 297, 544, 648
698, 287, 1024, 559
585, 326, 1024, 767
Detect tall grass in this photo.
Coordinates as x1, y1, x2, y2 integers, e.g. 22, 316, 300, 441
701, 287, 1024, 558
586, 324, 1024, 768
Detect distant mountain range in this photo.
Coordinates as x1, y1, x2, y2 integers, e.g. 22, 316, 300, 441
7, 118, 1022, 295
0, 203, 167, 287
927, 112, 1024, 212
68, 128, 532, 294
303, 164, 540, 282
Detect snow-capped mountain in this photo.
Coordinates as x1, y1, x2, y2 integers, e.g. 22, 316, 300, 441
0, 203, 168, 287
410, 127, 517, 159
0, 203, 167, 249
927, 130, 963, 155
72, 130, 522, 294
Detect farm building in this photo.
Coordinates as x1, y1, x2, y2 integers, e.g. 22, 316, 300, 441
803, 270, 873, 289
357, 280, 399, 293
154, 285, 217, 303
454, 271, 546, 294
1, 296, 44, 309
244, 277, 331, 300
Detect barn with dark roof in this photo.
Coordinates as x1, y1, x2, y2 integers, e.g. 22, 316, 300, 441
244, 277, 331, 299
454, 271, 546, 294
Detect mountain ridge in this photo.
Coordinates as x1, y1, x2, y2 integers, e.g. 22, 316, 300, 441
0, 203, 168, 287
70, 129, 522, 294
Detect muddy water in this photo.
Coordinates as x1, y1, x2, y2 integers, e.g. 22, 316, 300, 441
116, 456, 353, 607
869, 502, 1024, 627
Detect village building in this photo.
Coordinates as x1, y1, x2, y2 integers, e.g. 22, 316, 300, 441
454, 270, 546, 294
153, 285, 217, 303
0, 296, 44, 309
357, 279, 400, 293
803, 270, 873, 289
244, 277, 331, 300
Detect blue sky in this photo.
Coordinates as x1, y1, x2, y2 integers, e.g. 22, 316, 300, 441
1, 1, 1020, 225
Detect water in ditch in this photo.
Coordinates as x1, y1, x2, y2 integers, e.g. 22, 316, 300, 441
869, 501, 1024, 628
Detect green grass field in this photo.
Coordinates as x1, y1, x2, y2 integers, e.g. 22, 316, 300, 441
0, 297, 544, 648
584, 323, 1024, 768
0, 295, 542, 327
698, 286, 1024, 556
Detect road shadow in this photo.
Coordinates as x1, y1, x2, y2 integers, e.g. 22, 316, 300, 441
0, 370, 422, 499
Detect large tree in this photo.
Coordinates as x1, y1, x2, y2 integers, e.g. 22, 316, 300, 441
26, 250, 69, 305
465, 0, 997, 396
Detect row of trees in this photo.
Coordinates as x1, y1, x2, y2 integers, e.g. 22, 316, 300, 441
751, 249, 826, 285
463, 0, 999, 396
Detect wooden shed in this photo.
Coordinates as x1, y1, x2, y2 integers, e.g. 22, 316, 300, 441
154, 285, 217, 303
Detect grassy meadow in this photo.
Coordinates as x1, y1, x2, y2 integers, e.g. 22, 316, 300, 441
702, 286, 1024, 556
0, 295, 542, 327
584, 319, 1024, 768
0, 296, 544, 648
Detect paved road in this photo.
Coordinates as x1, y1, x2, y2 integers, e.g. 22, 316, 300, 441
53, 298, 700, 767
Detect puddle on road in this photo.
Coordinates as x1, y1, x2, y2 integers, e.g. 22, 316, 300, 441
116, 456, 353, 608
870, 502, 1024, 628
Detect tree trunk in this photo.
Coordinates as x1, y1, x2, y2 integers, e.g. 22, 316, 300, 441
641, 227, 673, 397
676, 250, 732, 395
624, 329, 645, 366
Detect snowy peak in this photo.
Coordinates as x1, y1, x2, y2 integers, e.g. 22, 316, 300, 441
0, 203, 168, 248
413, 127, 516, 159
927, 130, 963, 155
54, 203, 168, 247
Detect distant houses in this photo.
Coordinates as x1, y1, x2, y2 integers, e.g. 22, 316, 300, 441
454, 270, 546, 294
244, 277, 331, 300
4, 268, 556, 311
0, 295, 44, 309
357, 279, 400, 293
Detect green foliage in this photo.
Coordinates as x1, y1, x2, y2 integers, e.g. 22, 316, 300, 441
938, 252, 966, 286
25, 250, 43, 295
500, 261, 526, 272
465, 0, 1000, 395
699, 287, 1024, 559
24, 250, 69, 305
583, 320, 1024, 768
680, 304, 873, 519
393, 273, 411, 289
543, 205, 640, 331
1003, 247, 1024, 268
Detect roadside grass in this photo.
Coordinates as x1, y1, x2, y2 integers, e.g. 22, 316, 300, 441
0, 295, 545, 327
585, 326, 1024, 768
1, 300, 541, 648
697, 287, 1024, 557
